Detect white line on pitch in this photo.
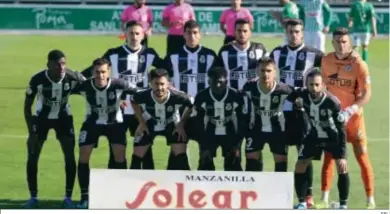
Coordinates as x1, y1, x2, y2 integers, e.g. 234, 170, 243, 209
0, 134, 388, 142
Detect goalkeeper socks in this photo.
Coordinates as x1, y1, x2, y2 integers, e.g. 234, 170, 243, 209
321, 151, 335, 192
130, 155, 142, 169
305, 162, 313, 196
294, 172, 307, 203
77, 162, 90, 201
356, 152, 374, 197
245, 159, 262, 171
27, 155, 39, 198
275, 161, 287, 172
64, 155, 76, 198
142, 148, 155, 169
362, 49, 368, 62
338, 173, 350, 206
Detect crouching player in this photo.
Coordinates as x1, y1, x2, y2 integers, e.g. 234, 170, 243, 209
290, 70, 349, 209
242, 57, 294, 172
130, 68, 193, 170
194, 67, 246, 171
73, 58, 141, 208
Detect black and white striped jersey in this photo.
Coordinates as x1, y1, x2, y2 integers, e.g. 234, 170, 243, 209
286, 88, 346, 145
25, 69, 85, 119
216, 42, 268, 89
194, 87, 246, 136
81, 45, 162, 115
164, 45, 217, 98
131, 89, 193, 132
242, 81, 293, 133
73, 78, 137, 125
270, 44, 323, 111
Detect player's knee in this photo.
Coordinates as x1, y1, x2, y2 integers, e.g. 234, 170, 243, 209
352, 143, 367, 155
78, 145, 93, 163
273, 154, 287, 163
295, 160, 309, 173
133, 145, 150, 158
170, 143, 187, 155
224, 149, 242, 171
246, 151, 260, 160
111, 144, 126, 163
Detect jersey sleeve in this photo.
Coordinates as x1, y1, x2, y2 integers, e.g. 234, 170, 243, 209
120, 7, 129, 21
147, 7, 153, 23
220, 10, 227, 23
215, 47, 225, 67
314, 50, 324, 67
367, 4, 375, 19
25, 75, 39, 98
194, 93, 205, 115
163, 54, 174, 78
356, 60, 371, 91
162, 6, 171, 20
331, 98, 347, 158
189, 6, 196, 20
178, 92, 194, 109
286, 87, 301, 102
130, 90, 144, 105
349, 4, 356, 19
151, 48, 164, 68
322, 2, 332, 27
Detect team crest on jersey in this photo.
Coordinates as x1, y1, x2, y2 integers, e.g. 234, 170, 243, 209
109, 92, 115, 100
139, 55, 145, 63
272, 96, 279, 103
298, 52, 305, 60
26, 87, 32, 95
64, 83, 70, 91
225, 103, 232, 111
199, 55, 205, 63
167, 106, 173, 112
345, 65, 351, 72
320, 109, 326, 116
249, 51, 255, 59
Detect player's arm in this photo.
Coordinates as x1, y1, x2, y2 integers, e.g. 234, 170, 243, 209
369, 4, 377, 37
120, 7, 129, 32
161, 7, 171, 28
322, 2, 332, 33
24, 78, 38, 135
214, 47, 225, 67
179, 93, 194, 127
193, 94, 206, 141
332, 100, 347, 158
70, 71, 87, 95
130, 92, 148, 126
219, 11, 227, 34
314, 50, 324, 67
146, 8, 153, 36
235, 92, 248, 139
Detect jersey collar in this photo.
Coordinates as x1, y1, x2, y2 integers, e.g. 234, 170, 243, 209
45, 70, 65, 84
257, 80, 277, 95
209, 87, 229, 103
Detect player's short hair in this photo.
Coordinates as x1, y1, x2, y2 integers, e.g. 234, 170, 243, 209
149, 68, 169, 81
125, 20, 143, 30
284, 18, 303, 29
235, 18, 251, 28
257, 56, 276, 70
208, 67, 227, 79
92, 58, 111, 67
184, 20, 200, 32
305, 68, 322, 82
333, 27, 349, 37
47, 49, 65, 62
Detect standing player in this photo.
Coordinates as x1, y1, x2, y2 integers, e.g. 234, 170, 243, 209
164, 20, 217, 168
24, 50, 85, 208
82, 20, 162, 170
162, 0, 195, 54
120, 0, 153, 47
242, 57, 293, 172
75, 58, 141, 208
130, 68, 193, 170
319, 28, 375, 209
194, 67, 246, 171
348, 0, 377, 62
217, 18, 268, 90
219, 0, 254, 45
298, 0, 333, 52
269, 18, 323, 208
290, 70, 349, 209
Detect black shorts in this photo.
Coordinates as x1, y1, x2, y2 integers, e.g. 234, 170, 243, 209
199, 134, 242, 158
166, 34, 185, 54
141, 36, 148, 47
298, 138, 344, 160
32, 115, 75, 141
284, 111, 306, 146
223, 36, 235, 45
245, 130, 288, 156
79, 122, 127, 147
185, 116, 200, 142
133, 122, 188, 147
123, 115, 139, 137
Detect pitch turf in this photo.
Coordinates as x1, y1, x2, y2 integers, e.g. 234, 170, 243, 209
0, 34, 388, 209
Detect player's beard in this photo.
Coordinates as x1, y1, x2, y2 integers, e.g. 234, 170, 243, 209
310, 91, 323, 101
154, 89, 167, 100
236, 38, 248, 46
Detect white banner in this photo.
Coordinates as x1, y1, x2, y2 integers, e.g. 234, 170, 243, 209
89, 169, 294, 209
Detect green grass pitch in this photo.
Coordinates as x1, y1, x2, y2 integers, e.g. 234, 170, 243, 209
0, 34, 388, 209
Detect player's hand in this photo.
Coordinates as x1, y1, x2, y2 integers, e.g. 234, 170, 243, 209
135, 122, 149, 137
322, 26, 329, 33
337, 158, 348, 174
295, 98, 304, 111
120, 100, 127, 109
173, 122, 187, 142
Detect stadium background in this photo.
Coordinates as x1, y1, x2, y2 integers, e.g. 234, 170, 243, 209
0, 0, 388, 209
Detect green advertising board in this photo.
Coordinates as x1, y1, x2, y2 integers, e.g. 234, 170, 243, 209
0, 5, 388, 34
